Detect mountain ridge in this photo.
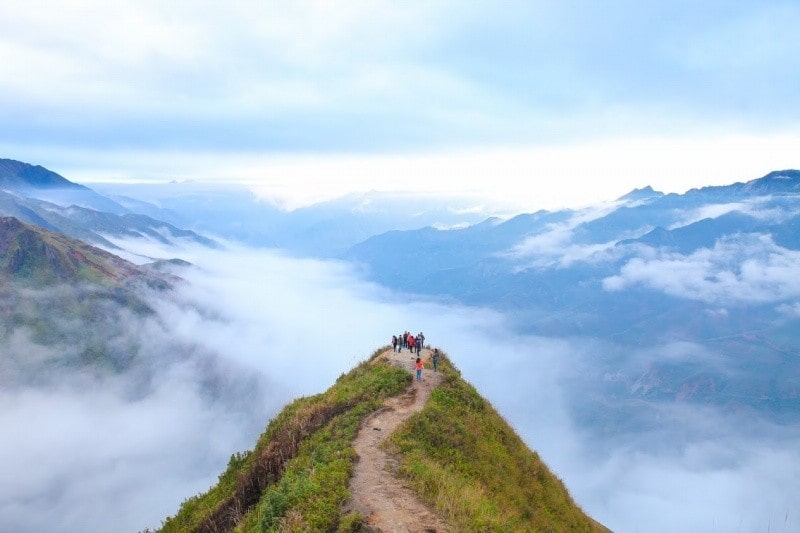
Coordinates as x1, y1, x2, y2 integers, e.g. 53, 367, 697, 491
158, 347, 608, 532
343, 168, 800, 440
0, 158, 218, 248
0, 215, 175, 288
0, 158, 86, 190
685, 168, 800, 197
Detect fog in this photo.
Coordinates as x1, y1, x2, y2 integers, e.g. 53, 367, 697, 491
604, 234, 800, 304
2, 238, 799, 532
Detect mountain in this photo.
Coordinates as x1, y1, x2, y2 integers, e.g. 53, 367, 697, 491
0, 216, 195, 378
344, 169, 800, 434
0, 216, 173, 287
159, 348, 608, 532
346, 168, 800, 313
93, 182, 504, 256
0, 158, 82, 189
685, 168, 800, 198
617, 184, 664, 201
0, 159, 218, 248
0, 158, 128, 214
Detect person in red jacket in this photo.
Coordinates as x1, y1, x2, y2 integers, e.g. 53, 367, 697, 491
415, 357, 423, 382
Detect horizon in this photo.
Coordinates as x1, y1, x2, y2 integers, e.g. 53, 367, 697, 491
5, 151, 800, 215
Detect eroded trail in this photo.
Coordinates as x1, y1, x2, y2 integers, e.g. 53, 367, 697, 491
344, 347, 450, 532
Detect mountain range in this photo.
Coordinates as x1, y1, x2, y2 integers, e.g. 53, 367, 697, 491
0, 158, 217, 250
2, 157, 800, 531
344, 169, 800, 436
4, 158, 799, 430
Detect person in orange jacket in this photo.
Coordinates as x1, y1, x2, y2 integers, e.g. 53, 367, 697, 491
415, 357, 423, 382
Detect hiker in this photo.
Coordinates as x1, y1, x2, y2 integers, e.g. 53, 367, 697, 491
415, 334, 422, 352
415, 357, 423, 381
408, 334, 416, 353
418, 332, 425, 350
392, 335, 398, 352
432, 348, 439, 372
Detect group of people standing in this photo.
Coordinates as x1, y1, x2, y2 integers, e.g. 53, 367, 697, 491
392, 331, 424, 353
391, 332, 440, 381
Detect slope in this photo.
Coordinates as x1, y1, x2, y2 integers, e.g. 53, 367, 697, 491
0, 157, 128, 214
158, 347, 607, 532
0, 216, 169, 287
0, 158, 218, 248
343, 347, 450, 531
0, 216, 187, 380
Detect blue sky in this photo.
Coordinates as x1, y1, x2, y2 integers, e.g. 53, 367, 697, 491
1, 1, 799, 210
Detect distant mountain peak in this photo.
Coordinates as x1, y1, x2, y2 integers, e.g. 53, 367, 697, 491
744, 169, 800, 193
618, 185, 664, 201
0, 158, 85, 190
686, 168, 800, 198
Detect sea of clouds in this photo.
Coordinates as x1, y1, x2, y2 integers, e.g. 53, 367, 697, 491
1, 237, 798, 532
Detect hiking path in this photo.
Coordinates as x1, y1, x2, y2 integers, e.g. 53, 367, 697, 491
343, 347, 450, 532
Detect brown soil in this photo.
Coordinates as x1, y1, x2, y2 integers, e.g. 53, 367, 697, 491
343, 347, 450, 532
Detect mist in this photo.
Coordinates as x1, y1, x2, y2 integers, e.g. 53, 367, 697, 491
2, 237, 799, 532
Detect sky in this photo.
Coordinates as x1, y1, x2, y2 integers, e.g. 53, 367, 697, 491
2, 1, 800, 211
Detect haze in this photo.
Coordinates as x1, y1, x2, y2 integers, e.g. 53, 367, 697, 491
2, 236, 797, 532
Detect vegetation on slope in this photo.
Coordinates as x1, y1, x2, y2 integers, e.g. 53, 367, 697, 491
0, 216, 170, 287
159, 348, 607, 532
0, 216, 183, 377
387, 351, 609, 532
159, 348, 410, 532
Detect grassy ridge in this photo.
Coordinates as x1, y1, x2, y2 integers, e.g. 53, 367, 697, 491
159, 348, 410, 532
158, 348, 608, 532
387, 351, 609, 532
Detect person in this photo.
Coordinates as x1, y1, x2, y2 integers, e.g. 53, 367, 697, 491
392, 335, 398, 352
415, 357, 423, 382
418, 332, 425, 350
432, 348, 439, 372
408, 334, 416, 353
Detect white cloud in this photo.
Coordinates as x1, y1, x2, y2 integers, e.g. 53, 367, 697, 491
3, 237, 800, 532
0, 362, 262, 533
669, 198, 797, 229
776, 302, 800, 317
603, 234, 800, 304
506, 203, 633, 268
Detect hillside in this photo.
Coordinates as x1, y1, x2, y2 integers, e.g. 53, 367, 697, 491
344, 169, 800, 433
0, 159, 218, 248
159, 347, 608, 532
0, 216, 191, 380
0, 216, 170, 287
0, 158, 84, 189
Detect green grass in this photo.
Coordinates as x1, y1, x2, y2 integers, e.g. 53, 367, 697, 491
159, 347, 409, 532
387, 351, 609, 532
159, 347, 609, 532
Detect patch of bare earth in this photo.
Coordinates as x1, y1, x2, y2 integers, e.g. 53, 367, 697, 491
343, 347, 450, 533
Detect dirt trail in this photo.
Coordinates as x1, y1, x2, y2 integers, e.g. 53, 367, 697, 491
344, 347, 450, 532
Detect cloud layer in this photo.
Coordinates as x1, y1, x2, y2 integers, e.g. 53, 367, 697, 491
2, 239, 799, 532
604, 234, 800, 304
